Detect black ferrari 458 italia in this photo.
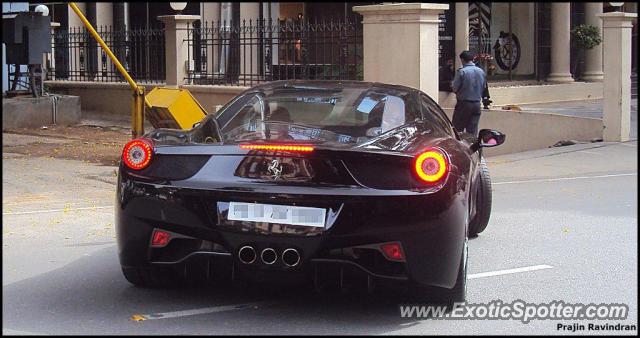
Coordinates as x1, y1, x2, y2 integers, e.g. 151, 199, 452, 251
116, 80, 505, 303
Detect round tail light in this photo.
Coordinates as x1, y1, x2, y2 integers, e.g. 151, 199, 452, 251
414, 148, 449, 183
122, 138, 153, 170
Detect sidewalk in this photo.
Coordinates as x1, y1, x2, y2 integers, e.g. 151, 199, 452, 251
514, 97, 638, 140
486, 139, 638, 182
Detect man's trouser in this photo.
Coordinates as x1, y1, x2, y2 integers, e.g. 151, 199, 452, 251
452, 100, 481, 136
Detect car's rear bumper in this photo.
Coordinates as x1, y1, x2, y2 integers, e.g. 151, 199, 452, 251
116, 173, 467, 288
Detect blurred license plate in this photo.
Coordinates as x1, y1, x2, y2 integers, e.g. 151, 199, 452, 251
228, 202, 326, 227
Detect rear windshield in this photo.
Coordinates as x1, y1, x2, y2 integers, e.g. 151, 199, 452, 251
215, 86, 421, 140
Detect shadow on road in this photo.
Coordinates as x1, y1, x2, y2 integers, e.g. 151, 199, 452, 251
3, 245, 436, 335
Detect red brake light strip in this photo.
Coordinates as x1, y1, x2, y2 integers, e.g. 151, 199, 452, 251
240, 144, 315, 152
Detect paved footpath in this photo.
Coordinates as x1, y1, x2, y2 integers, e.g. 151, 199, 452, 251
518, 97, 638, 139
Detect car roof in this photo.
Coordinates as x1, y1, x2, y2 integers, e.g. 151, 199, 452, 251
248, 80, 421, 95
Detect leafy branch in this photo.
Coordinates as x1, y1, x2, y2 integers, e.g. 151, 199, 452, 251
571, 24, 602, 50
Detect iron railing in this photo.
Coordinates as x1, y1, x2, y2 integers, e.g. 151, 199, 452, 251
185, 18, 363, 86
47, 25, 165, 83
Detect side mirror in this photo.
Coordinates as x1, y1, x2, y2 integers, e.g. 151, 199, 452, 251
478, 129, 506, 148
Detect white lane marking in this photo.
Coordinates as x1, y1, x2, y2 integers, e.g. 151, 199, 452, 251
2, 206, 113, 216
468, 264, 554, 280
578, 150, 602, 155
493, 172, 637, 185
132, 301, 274, 321
2, 328, 46, 335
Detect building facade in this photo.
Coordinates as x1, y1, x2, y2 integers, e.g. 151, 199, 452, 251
5, 2, 638, 91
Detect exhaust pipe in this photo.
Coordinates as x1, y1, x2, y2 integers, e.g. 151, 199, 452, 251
261, 248, 277, 265
238, 246, 256, 264
282, 248, 301, 267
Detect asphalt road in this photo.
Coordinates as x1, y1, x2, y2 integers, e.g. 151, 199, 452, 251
2, 138, 637, 335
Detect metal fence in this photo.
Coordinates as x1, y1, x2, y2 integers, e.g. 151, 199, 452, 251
47, 25, 165, 83
185, 18, 363, 86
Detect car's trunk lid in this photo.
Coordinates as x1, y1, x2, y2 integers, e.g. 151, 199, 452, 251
143, 122, 432, 190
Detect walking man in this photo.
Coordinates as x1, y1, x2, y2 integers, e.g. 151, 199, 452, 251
451, 50, 487, 136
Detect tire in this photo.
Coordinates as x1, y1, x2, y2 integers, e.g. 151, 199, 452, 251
407, 241, 467, 305
469, 158, 492, 237
121, 266, 188, 289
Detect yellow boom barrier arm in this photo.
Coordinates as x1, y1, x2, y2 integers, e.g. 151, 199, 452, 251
68, 2, 146, 138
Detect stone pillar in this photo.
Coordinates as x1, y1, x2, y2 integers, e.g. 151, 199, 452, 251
95, 3, 113, 80
67, 2, 85, 29
454, 2, 469, 70
582, 2, 604, 82
240, 3, 261, 22
95, 2, 113, 27
269, 3, 280, 66
158, 15, 201, 87
599, 11, 637, 141
66, 3, 86, 80
354, 3, 449, 100
202, 3, 221, 78
240, 2, 261, 83
45, 22, 61, 80
547, 2, 574, 83
202, 2, 222, 22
